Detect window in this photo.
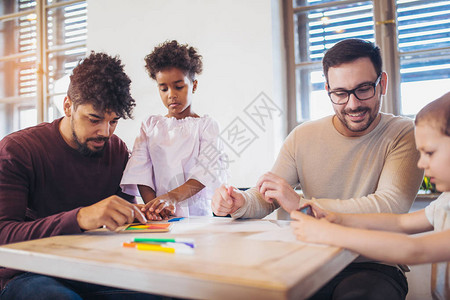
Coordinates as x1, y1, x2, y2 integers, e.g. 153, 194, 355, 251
285, 0, 450, 130
0, 0, 87, 139
397, 0, 450, 116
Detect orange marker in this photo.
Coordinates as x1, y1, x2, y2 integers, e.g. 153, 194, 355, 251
122, 242, 137, 248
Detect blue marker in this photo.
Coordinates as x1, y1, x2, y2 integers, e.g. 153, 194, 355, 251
168, 217, 185, 222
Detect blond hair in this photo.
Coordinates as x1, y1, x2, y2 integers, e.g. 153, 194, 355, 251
415, 92, 450, 137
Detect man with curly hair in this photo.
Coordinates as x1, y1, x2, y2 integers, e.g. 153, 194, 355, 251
0, 52, 155, 299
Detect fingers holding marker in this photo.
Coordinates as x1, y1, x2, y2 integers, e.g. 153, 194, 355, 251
132, 205, 147, 223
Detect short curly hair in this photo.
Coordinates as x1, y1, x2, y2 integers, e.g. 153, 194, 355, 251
144, 40, 203, 82
67, 52, 135, 119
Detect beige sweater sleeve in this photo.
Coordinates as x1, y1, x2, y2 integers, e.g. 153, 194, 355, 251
231, 187, 279, 219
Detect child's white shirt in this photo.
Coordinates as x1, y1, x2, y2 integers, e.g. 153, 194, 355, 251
424, 192, 450, 300
120, 115, 228, 217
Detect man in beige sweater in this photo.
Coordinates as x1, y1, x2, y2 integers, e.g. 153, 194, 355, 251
212, 39, 424, 299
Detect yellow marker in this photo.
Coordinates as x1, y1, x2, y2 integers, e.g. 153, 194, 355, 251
128, 225, 150, 229
136, 243, 194, 254
137, 243, 175, 253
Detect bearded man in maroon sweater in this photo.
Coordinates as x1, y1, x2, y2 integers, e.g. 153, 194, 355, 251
0, 52, 157, 299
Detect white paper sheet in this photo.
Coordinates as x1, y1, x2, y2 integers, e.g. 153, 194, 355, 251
246, 226, 329, 247
170, 218, 282, 234
246, 226, 298, 242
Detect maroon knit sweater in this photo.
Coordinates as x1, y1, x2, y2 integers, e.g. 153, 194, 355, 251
0, 118, 134, 289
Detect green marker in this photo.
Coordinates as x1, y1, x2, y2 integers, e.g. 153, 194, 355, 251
133, 237, 195, 248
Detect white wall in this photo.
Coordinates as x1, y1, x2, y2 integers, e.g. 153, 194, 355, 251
87, 0, 286, 188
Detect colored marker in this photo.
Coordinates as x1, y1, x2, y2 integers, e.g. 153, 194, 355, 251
123, 241, 194, 254
123, 241, 168, 247
125, 224, 171, 230
127, 225, 150, 229
133, 237, 195, 248
137, 243, 193, 254
125, 226, 148, 230
168, 217, 185, 222
123, 242, 137, 248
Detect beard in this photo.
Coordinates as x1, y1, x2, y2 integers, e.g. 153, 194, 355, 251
71, 122, 108, 158
340, 107, 374, 132
337, 99, 381, 133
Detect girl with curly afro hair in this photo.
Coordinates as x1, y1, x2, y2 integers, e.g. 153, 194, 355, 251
121, 40, 227, 220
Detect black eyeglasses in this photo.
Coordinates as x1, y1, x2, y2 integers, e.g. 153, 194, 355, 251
328, 75, 382, 105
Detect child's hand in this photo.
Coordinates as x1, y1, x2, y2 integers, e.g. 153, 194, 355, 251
141, 194, 176, 220
304, 202, 342, 225
290, 210, 334, 244
135, 203, 162, 221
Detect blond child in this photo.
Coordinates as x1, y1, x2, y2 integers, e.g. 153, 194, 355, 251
291, 92, 450, 299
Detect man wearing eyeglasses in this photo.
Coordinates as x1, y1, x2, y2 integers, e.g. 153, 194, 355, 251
212, 39, 424, 299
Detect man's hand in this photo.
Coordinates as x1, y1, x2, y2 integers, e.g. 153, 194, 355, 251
211, 184, 245, 216
256, 172, 300, 213
77, 195, 147, 231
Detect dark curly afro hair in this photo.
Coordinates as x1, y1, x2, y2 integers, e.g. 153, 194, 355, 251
67, 52, 135, 119
144, 40, 203, 82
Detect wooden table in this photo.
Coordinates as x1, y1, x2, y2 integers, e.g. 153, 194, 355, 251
0, 217, 357, 299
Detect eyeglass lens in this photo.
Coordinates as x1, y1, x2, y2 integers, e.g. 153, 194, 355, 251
330, 85, 376, 104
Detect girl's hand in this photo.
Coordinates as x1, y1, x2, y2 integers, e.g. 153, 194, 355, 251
141, 194, 176, 220
136, 203, 163, 221
290, 210, 335, 244
157, 205, 175, 220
